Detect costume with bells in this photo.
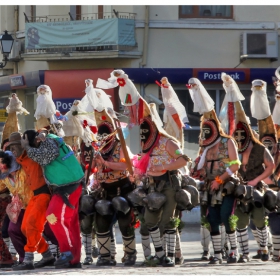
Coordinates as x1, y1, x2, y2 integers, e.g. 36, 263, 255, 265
155, 77, 191, 265
130, 97, 191, 267
79, 139, 100, 265
272, 66, 280, 182
187, 77, 241, 265
87, 108, 137, 267
221, 77, 273, 263
250, 79, 276, 258
260, 70, 280, 262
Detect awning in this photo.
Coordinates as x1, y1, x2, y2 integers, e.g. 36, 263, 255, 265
45, 68, 117, 112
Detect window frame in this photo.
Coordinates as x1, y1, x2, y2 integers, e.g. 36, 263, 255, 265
179, 5, 233, 19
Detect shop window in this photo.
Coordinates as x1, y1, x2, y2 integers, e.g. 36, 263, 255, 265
179, 5, 233, 19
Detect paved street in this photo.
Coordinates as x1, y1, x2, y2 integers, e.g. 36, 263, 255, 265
0, 217, 279, 276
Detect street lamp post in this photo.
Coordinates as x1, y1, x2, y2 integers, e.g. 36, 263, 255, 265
0, 30, 14, 69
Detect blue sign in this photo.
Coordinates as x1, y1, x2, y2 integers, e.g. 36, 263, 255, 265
198, 71, 246, 81
53, 98, 75, 112
10, 75, 25, 87
250, 68, 275, 84
122, 68, 193, 84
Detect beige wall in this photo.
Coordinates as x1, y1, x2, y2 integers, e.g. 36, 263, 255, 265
148, 6, 179, 21
234, 6, 280, 22
0, 6, 15, 32
141, 28, 280, 68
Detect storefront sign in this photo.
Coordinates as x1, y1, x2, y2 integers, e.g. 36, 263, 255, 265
197, 71, 246, 81
10, 75, 25, 88
53, 98, 75, 112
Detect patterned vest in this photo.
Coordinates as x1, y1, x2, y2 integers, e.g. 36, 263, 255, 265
203, 137, 230, 180
148, 136, 175, 169
96, 141, 129, 183
239, 142, 265, 182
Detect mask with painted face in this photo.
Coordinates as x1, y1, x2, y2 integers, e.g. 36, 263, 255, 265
261, 135, 277, 156
80, 141, 93, 167
97, 121, 116, 155
199, 119, 220, 147
233, 122, 251, 153
140, 117, 159, 153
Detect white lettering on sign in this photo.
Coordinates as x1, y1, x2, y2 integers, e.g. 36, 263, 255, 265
203, 73, 241, 80
55, 101, 72, 111
10, 76, 24, 87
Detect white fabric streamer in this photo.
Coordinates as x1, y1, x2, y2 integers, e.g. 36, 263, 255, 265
219, 73, 245, 133
250, 80, 271, 120
6, 94, 29, 115
161, 79, 189, 124
188, 78, 215, 114
220, 73, 245, 112
272, 98, 280, 125
96, 69, 140, 106
81, 79, 114, 112
34, 85, 56, 120
197, 137, 221, 170
63, 100, 97, 146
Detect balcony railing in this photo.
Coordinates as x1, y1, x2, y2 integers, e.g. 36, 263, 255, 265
23, 44, 138, 54
24, 12, 136, 23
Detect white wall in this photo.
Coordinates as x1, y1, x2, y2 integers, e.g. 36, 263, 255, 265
234, 5, 280, 22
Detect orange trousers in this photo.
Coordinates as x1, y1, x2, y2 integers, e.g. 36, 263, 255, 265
21, 193, 51, 253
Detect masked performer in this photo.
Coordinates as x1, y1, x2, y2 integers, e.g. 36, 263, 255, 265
87, 108, 137, 266
0, 148, 34, 268
21, 128, 85, 269
155, 76, 190, 265
224, 79, 275, 263
261, 69, 280, 262
131, 96, 191, 267
187, 77, 240, 265
4, 132, 58, 271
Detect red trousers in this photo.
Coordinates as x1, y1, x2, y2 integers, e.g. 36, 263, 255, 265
0, 196, 13, 264
46, 185, 82, 264
21, 193, 51, 253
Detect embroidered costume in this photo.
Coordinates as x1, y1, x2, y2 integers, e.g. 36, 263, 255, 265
188, 76, 241, 265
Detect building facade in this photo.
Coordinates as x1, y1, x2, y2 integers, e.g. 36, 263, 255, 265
0, 5, 279, 160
